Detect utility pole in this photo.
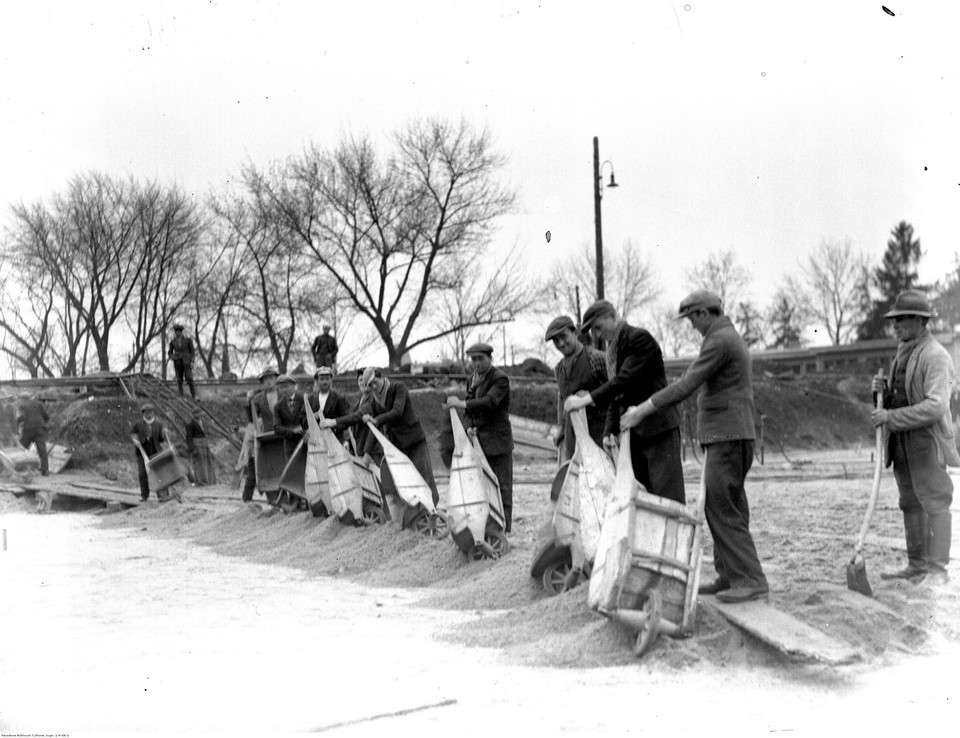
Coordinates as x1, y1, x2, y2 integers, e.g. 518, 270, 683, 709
593, 136, 604, 301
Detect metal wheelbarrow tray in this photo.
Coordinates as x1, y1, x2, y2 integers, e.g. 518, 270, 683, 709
446, 409, 508, 560
588, 433, 708, 657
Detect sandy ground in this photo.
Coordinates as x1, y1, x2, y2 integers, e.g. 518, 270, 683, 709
2, 452, 960, 735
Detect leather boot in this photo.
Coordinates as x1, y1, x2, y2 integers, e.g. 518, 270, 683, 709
923, 512, 952, 584
881, 509, 927, 580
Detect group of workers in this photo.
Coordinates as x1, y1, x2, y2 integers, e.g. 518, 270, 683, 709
142, 286, 956, 592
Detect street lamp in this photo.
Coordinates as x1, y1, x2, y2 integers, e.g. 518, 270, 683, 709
592, 136, 619, 301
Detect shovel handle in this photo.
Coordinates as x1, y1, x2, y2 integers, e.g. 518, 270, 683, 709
854, 369, 885, 553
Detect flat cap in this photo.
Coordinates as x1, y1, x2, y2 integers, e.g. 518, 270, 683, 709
173, 323, 184, 331
465, 342, 493, 356
257, 367, 279, 381
276, 373, 296, 385
884, 289, 937, 319
581, 300, 617, 332
140, 402, 155, 412
678, 290, 722, 318
314, 366, 333, 378
544, 315, 576, 342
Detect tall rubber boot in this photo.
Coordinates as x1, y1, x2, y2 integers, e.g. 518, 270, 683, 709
880, 509, 927, 580
923, 512, 952, 584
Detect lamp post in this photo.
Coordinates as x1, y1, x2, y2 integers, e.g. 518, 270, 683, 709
592, 136, 619, 301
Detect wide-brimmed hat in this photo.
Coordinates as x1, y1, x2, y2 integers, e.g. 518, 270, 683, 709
580, 300, 617, 332
544, 315, 576, 342
465, 342, 493, 356
884, 289, 937, 319
677, 290, 722, 318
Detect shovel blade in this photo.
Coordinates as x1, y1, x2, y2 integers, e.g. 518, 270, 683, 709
846, 555, 873, 597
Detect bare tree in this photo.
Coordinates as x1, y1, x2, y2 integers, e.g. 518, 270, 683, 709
801, 238, 868, 345
766, 282, 810, 349
254, 118, 517, 368
0, 259, 58, 377
684, 247, 751, 313
541, 239, 659, 325
645, 301, 701, 358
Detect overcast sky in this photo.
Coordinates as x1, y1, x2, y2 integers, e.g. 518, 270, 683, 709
2, 0, 958, 364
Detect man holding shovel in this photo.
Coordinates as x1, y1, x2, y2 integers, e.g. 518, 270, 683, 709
871, 289, 959, 585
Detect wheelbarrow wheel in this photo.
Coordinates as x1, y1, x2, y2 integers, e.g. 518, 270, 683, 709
485, 529, 510, 558
562, 565, 589, 592
414, 511, 450, 539
363, 505, 387, 525
278, 492, 299, 514
542, 560, 572, 595
633, 589, 662, 658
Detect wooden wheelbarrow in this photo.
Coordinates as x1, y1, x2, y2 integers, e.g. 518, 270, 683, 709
588, 432, 708, 657
530, 453, 580, 594
135, 442, 189, 503
321, 416, 387, 527
446, 408, 508, 560
278, 394, 335, 517
365, 421, 449, 539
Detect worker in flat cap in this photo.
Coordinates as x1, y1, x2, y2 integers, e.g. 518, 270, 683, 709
545, 315, 609, 465
130, 402, 170, 501
564, 300, 686, 506
446, 342, 515, 531
167, 323, 196, 398
306, 366, 351, 441
355, 367, 440, 527
240, 367, 281, 502
620, 289, 769, 603
272, 373, 306, 456
871, 289, 958, 585
16, 391, 50, 476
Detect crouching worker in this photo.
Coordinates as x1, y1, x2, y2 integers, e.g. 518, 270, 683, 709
872, 290, 959, 585
131, 403, 169, 502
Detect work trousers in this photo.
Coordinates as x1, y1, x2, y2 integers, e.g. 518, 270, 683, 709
703, 439, 767, 589
242, 456, 257, 502
135, 451, 151, 500
486, 452, 514, 533
631, 427, 685, 504
890, 430, 954, 514
173, 359, 196, 397
20, 427, 49, 475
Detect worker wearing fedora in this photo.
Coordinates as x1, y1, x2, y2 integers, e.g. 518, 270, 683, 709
871, 289, 959, 584
167, 324, 196, 398
619, 290, 768, 603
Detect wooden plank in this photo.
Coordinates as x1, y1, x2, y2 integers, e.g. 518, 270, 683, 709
701, 595, 861, 665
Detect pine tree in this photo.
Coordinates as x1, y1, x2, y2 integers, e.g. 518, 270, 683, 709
857, 221, 924, 340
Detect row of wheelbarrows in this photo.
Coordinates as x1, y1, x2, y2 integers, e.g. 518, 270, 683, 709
144, 404, 707, 658
144, 402, 509, 561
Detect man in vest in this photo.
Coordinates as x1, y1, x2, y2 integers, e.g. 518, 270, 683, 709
130, 403, 169, 501
545, 315, 609, 464
619, 290, 768, 603
168, 324, 196, 398
871, 289, 959, 584
446, 343, 515, 532
564, 300, 685, 505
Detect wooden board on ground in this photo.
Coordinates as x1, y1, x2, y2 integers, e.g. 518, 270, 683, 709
701, 595, 861, 665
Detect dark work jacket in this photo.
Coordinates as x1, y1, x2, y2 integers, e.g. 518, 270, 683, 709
247, 390, 278, 433
168, 335, 194, 363
590, 323, 680, 439
185, 419, 206, 452
334, 395, 376, 456
273, 395, 306, 439
556, 346, 608, 456
16, 398, 49, 431
464, 366, 514, 456
364, 381, 426, 454
131, 419, 166, 458
307, 390, 351, 442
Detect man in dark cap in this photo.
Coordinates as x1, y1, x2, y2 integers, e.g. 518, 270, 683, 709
545, 315, 609, 464
272, 374, 305, 456
871, 289, 959, 585
359, 367, 440, 524
241, 367, 280, 502
620, 289, 768, 603
306, 367, 351, 439
564, 300, 685, 505
130, 403, 169, 501
16, 392, 50, 476
311, 325, 339, 371
446, 343, 515, 532
168, 324, 196, 398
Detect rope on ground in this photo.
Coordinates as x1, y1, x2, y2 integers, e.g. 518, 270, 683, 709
310, 698, 458, 733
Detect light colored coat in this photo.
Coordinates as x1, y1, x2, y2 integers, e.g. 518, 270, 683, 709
650, 315, 755, 443
885, 330, 960, 468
